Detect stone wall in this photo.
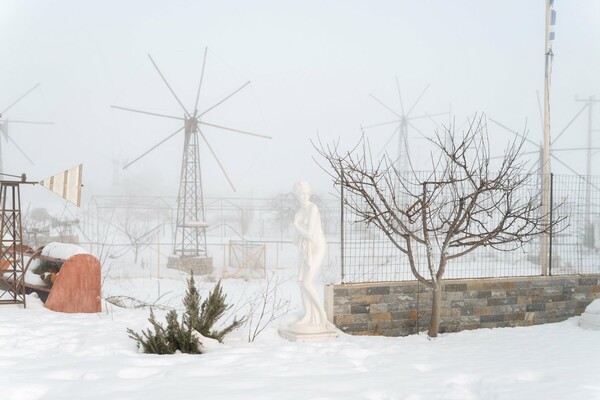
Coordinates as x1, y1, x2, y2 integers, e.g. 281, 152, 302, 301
324, 275, 600, 336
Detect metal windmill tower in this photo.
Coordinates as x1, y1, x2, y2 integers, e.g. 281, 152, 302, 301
363, 78, 448, 172
0, 83, 53, 175
112, 49, 270, 268
0, 165, 82, 308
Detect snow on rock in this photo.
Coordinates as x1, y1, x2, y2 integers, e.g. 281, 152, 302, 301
41, 242, 88, 260
579, 299, 600, 330
583, 299, 600, 314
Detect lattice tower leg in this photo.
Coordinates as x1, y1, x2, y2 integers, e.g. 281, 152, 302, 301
0, 182, 26, 307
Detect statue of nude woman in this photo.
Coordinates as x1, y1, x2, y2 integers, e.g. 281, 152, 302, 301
290, 181, 329, 332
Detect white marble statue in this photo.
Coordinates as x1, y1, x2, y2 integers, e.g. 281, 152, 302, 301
289, 181, 330, 333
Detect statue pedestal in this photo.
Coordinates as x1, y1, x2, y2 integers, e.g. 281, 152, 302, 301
278, 323, 339, 342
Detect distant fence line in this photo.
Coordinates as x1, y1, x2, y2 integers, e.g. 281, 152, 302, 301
340, 173, 600, 283
28, 174, 600, 284
82, 194, 341, 242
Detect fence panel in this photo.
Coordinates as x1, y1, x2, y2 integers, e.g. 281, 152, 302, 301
341, 173, 600, 283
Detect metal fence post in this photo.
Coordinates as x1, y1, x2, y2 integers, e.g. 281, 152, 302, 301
340, 168, 345, 283
549, 172, 554, 276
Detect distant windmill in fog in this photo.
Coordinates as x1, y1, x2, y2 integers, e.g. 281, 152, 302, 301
489, 95, 599, 224
101, 151, 126, 195
362, 77, 448, 172
489, 94, 592, 178
0, 83, 53, 175
111, 48, 271, 260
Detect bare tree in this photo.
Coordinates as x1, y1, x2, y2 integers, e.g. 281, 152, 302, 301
245, 272, 293, 342
315, 114, 563, 337
118, 216, 159, 264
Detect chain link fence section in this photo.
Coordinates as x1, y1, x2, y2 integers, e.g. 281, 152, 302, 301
341, 173, 600, 283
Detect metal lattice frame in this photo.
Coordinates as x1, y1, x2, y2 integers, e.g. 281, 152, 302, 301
0, 182, 26, 306
174, 119, 207, 256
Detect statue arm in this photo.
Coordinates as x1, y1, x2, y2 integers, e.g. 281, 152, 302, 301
294, 204, 320, 240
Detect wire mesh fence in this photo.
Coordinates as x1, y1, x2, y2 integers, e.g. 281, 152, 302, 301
28, 174, 600, 285
341, 173, 600, 283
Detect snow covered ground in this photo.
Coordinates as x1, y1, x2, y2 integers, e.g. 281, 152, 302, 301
1, 298, 599, 399
1, 248, 599, 399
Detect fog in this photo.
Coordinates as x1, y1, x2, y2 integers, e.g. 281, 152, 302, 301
1, 1, 599, 208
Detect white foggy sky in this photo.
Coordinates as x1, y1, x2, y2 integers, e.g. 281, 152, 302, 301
1, 0, 599, 203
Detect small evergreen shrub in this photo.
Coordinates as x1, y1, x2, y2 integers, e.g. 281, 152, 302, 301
195, 279, 245, 342
127, 274, 244, 354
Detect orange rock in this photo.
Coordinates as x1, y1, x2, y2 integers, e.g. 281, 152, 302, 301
44, 254, 101, 313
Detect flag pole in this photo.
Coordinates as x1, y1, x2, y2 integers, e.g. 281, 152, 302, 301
540, 0, 555, 275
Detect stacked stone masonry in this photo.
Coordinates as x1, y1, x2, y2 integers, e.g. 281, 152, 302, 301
324, 275, 600, 336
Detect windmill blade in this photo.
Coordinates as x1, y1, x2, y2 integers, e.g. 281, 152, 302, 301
490, 149, 540, 160
551, 155, 581, 176
551, 155, 600, 191
198, 128, 236, 192
379, 125, 401, 155
0, 120, 53, 143
552, 103, 588, 145
362, 119, 400, 130
123, 126, 184, 169
552, 147, 600, 152
369, 93, 402, 118
520, 150, 542, 156
148, 54, 190, 117
425, 113, 444, 132
408, 111, 449, 121
5, 120, 54, 125
199, 81, 251, 118
406, 84, 430, 117
1, 83, 40, 115
199, 121, 272, 139
407, 111, 451, 134
0, 121, 7, 139
395, 76, 406, 117
6, 135, 34, 165
110, 105, 183, 121
488, 117, 538, 148
194, 47, 209, 113
407, 120, 429, 139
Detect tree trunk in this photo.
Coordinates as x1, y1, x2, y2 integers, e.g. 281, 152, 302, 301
428, 284, 442, 337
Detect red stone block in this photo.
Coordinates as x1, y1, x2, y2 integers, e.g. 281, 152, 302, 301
44, 254, 101, 313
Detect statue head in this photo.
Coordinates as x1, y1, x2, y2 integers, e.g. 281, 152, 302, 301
293, 181, 311, 207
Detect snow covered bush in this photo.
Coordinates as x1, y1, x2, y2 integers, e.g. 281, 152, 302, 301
127, 275, 245, 354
